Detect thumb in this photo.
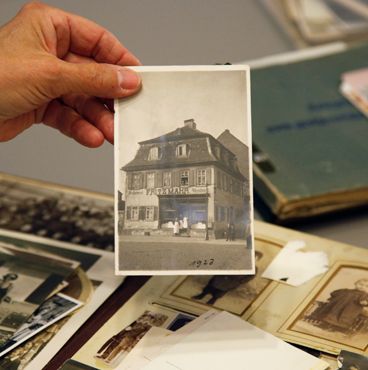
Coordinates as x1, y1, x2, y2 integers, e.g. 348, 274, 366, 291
58, 62, 141, 99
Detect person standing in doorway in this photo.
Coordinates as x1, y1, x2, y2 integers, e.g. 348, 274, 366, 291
173, 218, 180, 236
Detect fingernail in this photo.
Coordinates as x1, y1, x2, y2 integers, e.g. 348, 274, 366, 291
117, 68, 141, 90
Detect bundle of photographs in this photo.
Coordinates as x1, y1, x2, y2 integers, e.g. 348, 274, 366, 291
261, 0, 368, 47
0, 173, 123, 370
62, 221, 368, 370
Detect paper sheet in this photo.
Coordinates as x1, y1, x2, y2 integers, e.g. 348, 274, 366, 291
142, 311, 329, 370
118, 327, 172, 370
261, 240, 329, 286
119, 310, 219, 369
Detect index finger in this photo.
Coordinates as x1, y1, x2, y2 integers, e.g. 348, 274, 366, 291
53, 8, 141, 66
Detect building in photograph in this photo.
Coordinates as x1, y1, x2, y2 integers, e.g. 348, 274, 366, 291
121, 119, 250, 239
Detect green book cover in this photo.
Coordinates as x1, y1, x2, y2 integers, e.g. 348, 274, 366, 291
251, 44, 368, 219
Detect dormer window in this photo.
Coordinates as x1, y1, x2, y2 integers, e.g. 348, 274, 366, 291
176, 144, 189, 158
148, 146, 160, 160
214, 146, 221, 159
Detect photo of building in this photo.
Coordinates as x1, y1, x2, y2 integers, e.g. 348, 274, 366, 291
121, 119, 249, 240
115, 66, 253, 274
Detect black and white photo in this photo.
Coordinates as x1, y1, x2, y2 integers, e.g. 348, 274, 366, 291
0, 293, 82, 357
115, 66, 254, 274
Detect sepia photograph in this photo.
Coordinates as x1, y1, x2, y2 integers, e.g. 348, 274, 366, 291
0, 173, 114, 251
94, 310, 169, 366
115, 66, 254, 274
70, 301, 196, 370
286, 263, 368, 353
167, 243, 280, 315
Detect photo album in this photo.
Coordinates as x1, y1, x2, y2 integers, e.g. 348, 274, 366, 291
114, 66, 254, 275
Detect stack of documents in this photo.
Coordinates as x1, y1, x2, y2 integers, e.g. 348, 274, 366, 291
262, 0, 368, 47
341, 67, 368, 117
120, 311, 329, 370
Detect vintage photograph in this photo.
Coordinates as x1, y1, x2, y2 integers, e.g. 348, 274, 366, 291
0, 173, 114, 251
0, 229, 123, 370
165, 241, 281, 315
0, 293, 82, 357
69, 300, 196, 370
0, 241, 76, 347
115, 66, 254, 274
286, 263, 368, 353
338, 350, 368, 370
94, 310, 169, 366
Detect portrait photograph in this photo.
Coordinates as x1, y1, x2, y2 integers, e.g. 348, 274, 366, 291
0, 293, 82, 358
94, 310, 169, 367
115, 66, 254, 275
70, 300, 196, 370
338, 350, 368, 370
280, 261, 368, 354
0, 244, 74, 347
162, 239, 281, 316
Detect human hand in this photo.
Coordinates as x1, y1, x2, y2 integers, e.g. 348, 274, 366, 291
0, 1, 141, 147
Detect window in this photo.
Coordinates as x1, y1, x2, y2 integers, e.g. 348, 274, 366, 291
176, 144, 188, 158
131, 207, 139, 220
148, 146, 160, 160
132, 174, 142, 189
197, 169, 206, 186
145, 206, 154, 221
217, 170, 222, 189
214, 146, 221, 159
147, 173, 155, 189
163, 172, 171, 187
220, 207, 225, 222
180, 170, 189, 186
229, 178, 233, 193
223, 152, 230, 166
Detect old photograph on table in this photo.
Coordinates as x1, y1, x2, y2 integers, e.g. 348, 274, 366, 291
115, 65, 254, 275
0, 240, 76, 347
0, 293, 83, 357
0, 229, 123, 370
64, 302, 196, 370
157, 237, 282, 316
0, 172, 114, 251
279, 261, 368, 355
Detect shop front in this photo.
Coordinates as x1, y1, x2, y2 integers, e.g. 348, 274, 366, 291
159, 195, 209, 230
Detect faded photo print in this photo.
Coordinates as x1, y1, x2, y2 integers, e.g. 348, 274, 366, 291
169, 242, 280, 315
291, 266, 368, 350
115, 66, 254, 274
94, 311, 168, 366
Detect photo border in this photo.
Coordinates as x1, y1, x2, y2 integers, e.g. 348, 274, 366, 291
114, 65, 254, 275
277, 260, 368, 355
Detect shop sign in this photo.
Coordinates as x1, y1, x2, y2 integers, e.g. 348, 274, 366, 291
146, 187, 207, 196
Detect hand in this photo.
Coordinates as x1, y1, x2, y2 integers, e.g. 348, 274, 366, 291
0, 1, 141, 147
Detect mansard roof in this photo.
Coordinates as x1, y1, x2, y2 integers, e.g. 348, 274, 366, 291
122, 122, 245, 180
139, 125, 209, 144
